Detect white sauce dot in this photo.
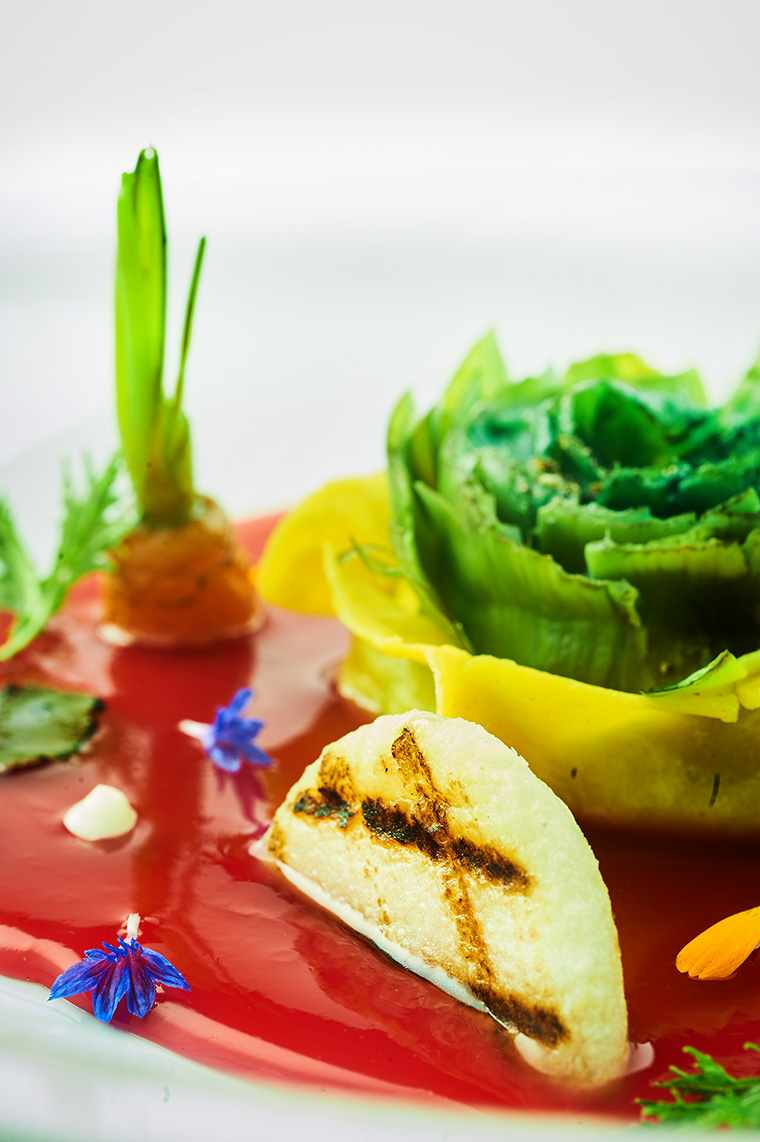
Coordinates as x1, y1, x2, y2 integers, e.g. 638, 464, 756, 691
63, 784, 138, 841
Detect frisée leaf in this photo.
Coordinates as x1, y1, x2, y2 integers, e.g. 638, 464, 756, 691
640, 1044, 760, 1128
0, 454, 134, 659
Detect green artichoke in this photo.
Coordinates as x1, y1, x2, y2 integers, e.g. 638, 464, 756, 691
388, 333, 760, 695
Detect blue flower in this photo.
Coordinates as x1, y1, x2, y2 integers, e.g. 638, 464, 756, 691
49, 915, 190, 1022
181, 687, 273, 773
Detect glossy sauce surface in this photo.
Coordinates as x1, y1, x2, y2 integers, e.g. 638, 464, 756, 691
3, 514, 760, 1121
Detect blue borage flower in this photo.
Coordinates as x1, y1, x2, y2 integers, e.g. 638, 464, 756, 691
49, 914, 190, 1022
180, 687, 273, 773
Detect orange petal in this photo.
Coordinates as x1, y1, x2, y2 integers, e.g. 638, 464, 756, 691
676, 905, 760, 980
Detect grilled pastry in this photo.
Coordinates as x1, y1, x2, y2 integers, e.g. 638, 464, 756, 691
263, 710, 628, 1087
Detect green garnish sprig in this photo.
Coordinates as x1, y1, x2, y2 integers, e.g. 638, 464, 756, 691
0, 454, 135, 659
640, 1043, 760, 1129
116, 147, 206, 525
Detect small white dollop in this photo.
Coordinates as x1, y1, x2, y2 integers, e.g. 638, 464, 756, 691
63, 784, 138, 841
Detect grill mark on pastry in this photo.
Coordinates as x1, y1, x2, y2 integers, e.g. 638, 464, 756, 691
389, 727, 566, 1046
391, 726, 437, 794
440, 881, 568, 1047
318, 753, 356, 804
292, 787, 355, 828
452, 836, 529, 886
360, 798, 528, 889
383, 728, 529, 890
441, 873, 493, 994
470, 985, 567, 1046
291, 754, 359, 829
441, 867, 567, 1045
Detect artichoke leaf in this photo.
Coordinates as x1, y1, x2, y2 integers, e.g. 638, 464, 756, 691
721, 347, 760, 423
387, 394, 468, 639
559, 381, 689, 470
563, 352, 707, 408
594, 449, 760, 517
412, 478, 652, 691
585, 533, 760, 671
535, 498, 697, 574
563, 351, 661, 387
686, 489, 760, 543
434, 331, 510, 440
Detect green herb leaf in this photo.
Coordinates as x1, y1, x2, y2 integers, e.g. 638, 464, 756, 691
0, 684, 103, 773
640, 1043, 760, 1128
0, 454, 135, 660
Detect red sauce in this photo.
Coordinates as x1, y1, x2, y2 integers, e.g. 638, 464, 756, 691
3, 513, 760, 1121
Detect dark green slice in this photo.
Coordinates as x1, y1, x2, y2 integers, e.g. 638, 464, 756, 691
0, 684, 103, 773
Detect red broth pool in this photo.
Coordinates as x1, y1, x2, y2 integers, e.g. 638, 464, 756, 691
2, 515, 760, 1121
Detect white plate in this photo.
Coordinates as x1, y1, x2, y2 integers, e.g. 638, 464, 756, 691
1, 974, 629, 1142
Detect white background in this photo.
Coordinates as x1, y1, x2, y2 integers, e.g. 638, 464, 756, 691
2, 0, 760, 528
